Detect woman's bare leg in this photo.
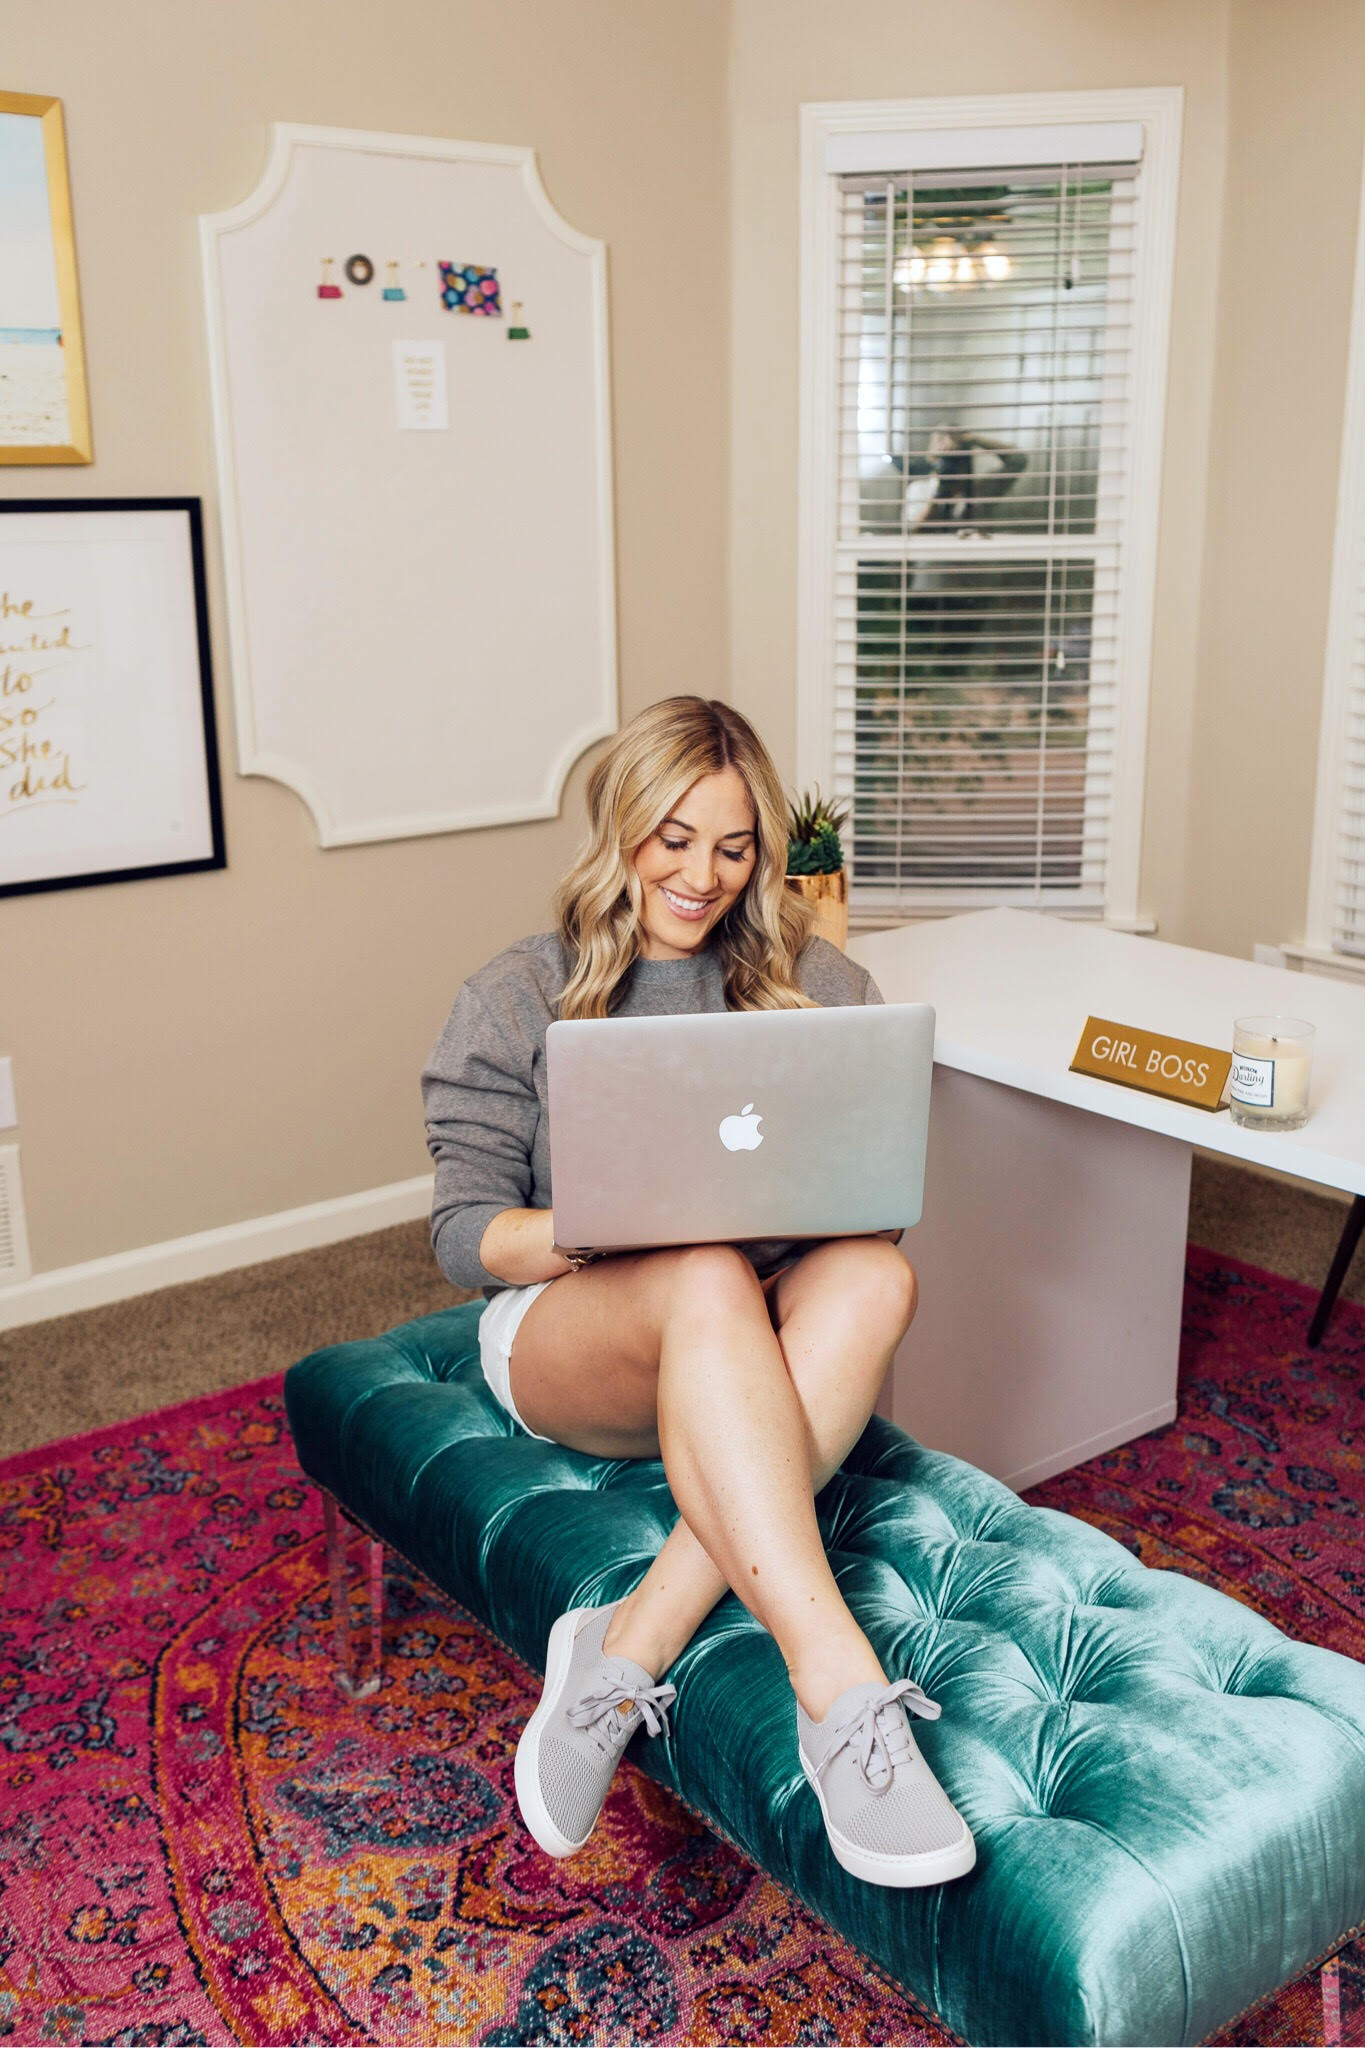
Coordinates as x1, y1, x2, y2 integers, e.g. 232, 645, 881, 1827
508, 1236, 917, 1718
615, 1237, 916, 1716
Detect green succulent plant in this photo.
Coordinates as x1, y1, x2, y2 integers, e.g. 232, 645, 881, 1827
786, 787, 849, 876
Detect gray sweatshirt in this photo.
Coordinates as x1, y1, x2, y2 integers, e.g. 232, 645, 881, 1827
421, 930, 883, 1292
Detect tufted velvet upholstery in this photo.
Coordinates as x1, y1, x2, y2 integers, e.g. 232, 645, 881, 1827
285, 1302, 1365, 2047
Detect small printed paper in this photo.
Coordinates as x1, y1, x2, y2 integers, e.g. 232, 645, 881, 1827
392, 340, 448, 430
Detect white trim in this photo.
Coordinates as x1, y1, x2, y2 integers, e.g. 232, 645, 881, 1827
802, 86, 1179, 148
796, 104, 842, 803
0, 1146, 32, 1287
199, 123, 618, 847
1002, 1398, 1178, 1494
850, 903, 1157, 935
0, 1173, 436, 1334
797, 87, 1184, 927
1303, 139, 1365, 958
824, 120, 1144, 177
1103, 910, 1159, 936
1280, 939, 1365, 982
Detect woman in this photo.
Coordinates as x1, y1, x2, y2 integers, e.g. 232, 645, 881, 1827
421, 697, 974, 1890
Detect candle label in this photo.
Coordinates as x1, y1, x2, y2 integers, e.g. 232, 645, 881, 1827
1070, 1016, 1232, 1110
1230, 1054, 1276, 1107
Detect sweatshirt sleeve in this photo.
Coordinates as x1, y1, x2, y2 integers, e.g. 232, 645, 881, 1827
420, 979, 540, 1290
855, 962, 885, 1005
797, 935, 884, 1006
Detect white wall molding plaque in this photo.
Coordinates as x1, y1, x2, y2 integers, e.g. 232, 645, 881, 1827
200, 125, 618, 845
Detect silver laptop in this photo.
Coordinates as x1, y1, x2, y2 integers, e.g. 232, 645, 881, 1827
546, 1003, 935, 1254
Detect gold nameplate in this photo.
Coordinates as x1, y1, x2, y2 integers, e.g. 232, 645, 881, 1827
1070, 1016, 1231, 1111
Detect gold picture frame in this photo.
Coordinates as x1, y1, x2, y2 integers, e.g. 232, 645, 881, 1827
0, 90, 91, 464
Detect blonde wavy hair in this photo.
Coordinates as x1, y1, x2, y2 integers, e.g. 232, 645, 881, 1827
554, 696, 814, 1019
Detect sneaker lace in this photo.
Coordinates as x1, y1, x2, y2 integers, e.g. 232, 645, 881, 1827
820, 1679, 941, 1795
567, 1677, 678, 1755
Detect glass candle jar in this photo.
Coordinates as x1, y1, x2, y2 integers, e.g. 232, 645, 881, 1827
1229, 1016, 1315, 1132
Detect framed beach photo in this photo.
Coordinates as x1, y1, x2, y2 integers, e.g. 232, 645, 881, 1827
0, 499, 225, 898
0, 91, 91, 464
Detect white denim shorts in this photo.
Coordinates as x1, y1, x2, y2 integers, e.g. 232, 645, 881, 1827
478, 1282, 556, 1440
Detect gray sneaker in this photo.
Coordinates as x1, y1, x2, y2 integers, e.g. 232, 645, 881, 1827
514, 1601, 677, 1858
797, 1677, 976, 1887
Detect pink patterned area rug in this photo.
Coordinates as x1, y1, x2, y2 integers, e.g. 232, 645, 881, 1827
1029, 1249, 1365, 2046
0, 1245, 1360, 2045
0, 1392, 951, 2043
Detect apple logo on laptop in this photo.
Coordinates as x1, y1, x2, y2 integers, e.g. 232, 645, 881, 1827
719, 1103, 763, 1152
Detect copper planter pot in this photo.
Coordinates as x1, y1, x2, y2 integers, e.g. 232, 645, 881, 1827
786, 868, 848, 950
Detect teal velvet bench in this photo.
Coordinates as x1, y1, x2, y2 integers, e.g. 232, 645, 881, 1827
284, 1300, 1365, 2047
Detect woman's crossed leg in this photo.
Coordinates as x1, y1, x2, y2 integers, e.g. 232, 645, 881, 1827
507, 1232, 976, 1888
507, 1234, 918, 1719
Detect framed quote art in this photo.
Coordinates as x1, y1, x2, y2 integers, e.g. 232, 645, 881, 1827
0, 90, 92, 464
0, 499, 226, 899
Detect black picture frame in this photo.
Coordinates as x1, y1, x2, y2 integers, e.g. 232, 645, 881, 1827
0, 496, 226, 898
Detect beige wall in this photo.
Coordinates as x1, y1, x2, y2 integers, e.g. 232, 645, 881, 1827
1184, 0, 1365, 958
0, 0, 730, 1272
8, 0, 1365, 1278
728, 0, 1232, 942
728, 0, 1365, 955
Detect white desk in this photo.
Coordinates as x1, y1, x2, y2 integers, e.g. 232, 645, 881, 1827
850, 909, 1365, 1490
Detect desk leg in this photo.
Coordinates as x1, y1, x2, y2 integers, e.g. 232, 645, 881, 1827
879, 1067, 1192, 1491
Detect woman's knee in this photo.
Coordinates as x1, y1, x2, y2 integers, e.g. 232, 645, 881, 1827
829, 1235, 919, 1337
650, 1242, 767, 1324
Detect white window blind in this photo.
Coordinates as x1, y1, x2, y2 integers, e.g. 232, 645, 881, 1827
833, 154, 1141, 915
1304, 144, 1365, 969
1326, 535, 1365, 955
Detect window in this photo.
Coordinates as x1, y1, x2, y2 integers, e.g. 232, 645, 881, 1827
1302, 155, 1365, 968
799, 94, 1183, 927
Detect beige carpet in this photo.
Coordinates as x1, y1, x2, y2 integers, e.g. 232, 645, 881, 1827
0, 1220, 474, 1460
0, 1158, 1360, 1461
1189, 1152, 1362, 1299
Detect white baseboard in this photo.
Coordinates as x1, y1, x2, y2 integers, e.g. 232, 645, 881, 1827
0, 1173, 435, 1334
1279, 939, 1365, 982
1002, 1398, 1179, 1493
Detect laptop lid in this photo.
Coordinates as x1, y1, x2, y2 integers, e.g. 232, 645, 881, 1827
546, 1002, 934, 1253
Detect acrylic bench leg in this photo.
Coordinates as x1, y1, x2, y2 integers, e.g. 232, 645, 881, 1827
1322, 1953, 1342, 2047
321, 1492, 384, 1701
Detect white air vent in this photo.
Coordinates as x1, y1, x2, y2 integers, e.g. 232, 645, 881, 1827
0, 1145, 33, 1286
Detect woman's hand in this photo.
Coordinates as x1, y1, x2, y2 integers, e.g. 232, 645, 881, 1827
477, 1207, 577, 1287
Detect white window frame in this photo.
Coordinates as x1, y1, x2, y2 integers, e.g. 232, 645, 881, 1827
1296, 143, 1365, 977
797, 88, 1184, 930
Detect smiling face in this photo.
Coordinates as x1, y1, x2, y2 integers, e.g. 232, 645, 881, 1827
632, 766, 759, 960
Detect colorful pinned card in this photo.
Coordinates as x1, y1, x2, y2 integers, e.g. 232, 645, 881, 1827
438, 262, 501, 315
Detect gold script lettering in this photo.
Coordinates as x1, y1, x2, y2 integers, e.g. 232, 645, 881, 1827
0, 593, 87, 825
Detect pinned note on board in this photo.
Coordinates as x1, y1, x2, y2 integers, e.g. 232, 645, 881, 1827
392, 339, 448, 430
